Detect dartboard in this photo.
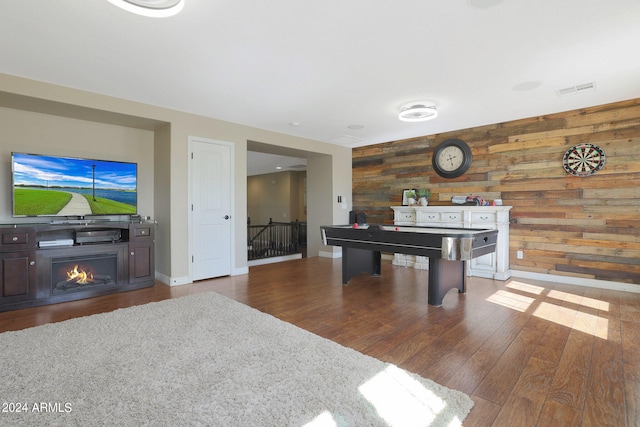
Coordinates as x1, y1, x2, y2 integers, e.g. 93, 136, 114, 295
562, 143, 606, 177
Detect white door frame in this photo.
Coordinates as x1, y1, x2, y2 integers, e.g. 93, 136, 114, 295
187, 136, 235, 282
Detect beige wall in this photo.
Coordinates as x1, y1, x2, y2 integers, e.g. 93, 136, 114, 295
291, 171, 307, 222
0, 107, 155, 220
247, 171, 306, 225
0, 73, 352, 284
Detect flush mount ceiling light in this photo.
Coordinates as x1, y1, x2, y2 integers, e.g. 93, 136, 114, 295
398, 102, 438, 122
108, 0, 185, 17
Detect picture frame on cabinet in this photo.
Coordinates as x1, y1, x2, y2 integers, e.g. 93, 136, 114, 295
402, 189, 417, 206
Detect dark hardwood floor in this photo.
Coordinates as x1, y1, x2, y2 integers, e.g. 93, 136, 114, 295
1, 257, 638, 426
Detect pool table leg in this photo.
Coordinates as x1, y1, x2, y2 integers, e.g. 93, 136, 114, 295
428, 258, 467, 306
342, 247, 381, 284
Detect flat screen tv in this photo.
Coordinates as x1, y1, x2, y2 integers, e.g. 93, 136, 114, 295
12, 152, 137, 217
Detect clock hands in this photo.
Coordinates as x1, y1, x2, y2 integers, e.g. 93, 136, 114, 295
445, 153, 457, 167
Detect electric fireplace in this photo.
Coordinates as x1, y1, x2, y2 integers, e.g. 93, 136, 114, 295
51, 253, 119, 295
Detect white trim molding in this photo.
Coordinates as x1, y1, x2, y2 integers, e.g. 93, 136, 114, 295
157, 273, 191, 287
248, 254, 301, 267
510, 269, 640, 294
319, 250, 342, 259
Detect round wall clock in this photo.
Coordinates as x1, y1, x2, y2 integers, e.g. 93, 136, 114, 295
562, 143, 606, 177
432, 139, 472, 178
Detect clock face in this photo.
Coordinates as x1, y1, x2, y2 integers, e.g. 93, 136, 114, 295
436, 146, 465, 172
562, 143, 606, 176
432, 139, 472, 178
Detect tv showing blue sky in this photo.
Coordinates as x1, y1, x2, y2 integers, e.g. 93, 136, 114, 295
13, 153, 137, 190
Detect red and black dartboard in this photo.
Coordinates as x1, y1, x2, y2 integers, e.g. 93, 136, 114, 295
562, 143, 606, 177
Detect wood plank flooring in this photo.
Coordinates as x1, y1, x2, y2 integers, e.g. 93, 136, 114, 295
1, 257, 638, 426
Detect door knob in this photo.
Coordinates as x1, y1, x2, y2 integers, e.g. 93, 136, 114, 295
223, 215, 230, 220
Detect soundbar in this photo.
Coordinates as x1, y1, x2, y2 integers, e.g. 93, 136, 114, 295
75, 229, 122, 244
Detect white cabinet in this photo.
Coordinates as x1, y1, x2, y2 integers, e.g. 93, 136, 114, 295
390, 205, 512, 280
389, 206, 423, 268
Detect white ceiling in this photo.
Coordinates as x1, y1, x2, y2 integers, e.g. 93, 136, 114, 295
1, 0, 640, 150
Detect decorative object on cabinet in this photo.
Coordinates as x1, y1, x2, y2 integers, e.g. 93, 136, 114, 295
432, 138, 472, 178
417, 189, 431, 206
562, 143, 606, 176
390, 206, 512, 280
402, 189, 417, 206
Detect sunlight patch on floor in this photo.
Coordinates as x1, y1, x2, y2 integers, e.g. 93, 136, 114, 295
486, 290, 536, 312
305, 364, 464, 426
486, 285, 610, 339
505, 282, 609, 312
546, 289, 610, 311
532, 302, 608, 339
507, 281, 545, 295
359, 365, 460, 426
533, 302, 609, 340
303, 410, 337, 427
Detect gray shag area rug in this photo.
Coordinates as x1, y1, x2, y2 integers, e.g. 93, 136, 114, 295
0, 292, 473, 426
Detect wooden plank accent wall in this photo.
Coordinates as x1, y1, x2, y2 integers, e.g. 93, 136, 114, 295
352, 98, 640, 285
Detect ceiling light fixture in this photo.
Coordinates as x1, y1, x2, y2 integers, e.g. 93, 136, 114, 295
108, 0, 185, 18
398, 103, 438, 122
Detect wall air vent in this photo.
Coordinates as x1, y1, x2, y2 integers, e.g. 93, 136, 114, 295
556, 81, 596, 97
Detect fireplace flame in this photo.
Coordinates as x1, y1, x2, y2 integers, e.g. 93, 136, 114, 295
67, 265, 95, 285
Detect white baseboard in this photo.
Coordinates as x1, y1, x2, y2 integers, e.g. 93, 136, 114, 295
154, 272, 169, 285
233, 266, 249, 275
319, 250, 342, 259
158, 274, 191, 287
248, 254, 301, 267
157, 269, 247, 287
510, 269, 640, 294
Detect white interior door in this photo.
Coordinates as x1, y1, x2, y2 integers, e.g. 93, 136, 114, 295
189, 137, 233, 280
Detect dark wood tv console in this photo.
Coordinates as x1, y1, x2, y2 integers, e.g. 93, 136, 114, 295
0, 221, 156, 312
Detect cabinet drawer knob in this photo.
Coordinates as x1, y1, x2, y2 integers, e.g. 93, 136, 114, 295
29, 261, 35, 266
131, 251, 135, 256
12, 236, 18, 242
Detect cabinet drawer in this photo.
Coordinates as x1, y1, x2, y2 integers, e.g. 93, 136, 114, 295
134, 227, 152, 238
441, 212, 462, 222
0, 229, 34, 252
2, 232, 29, 245
419, 212, 440, 222
129, 223, 155, 244
394, 211, 416, 223
471, 212, 497, 224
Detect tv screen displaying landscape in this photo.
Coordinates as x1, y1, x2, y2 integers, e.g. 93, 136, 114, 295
12, 152, 137, 217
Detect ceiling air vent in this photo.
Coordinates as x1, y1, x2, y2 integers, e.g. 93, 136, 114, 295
327, 135, 363, 145
556, 81, 596, 97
